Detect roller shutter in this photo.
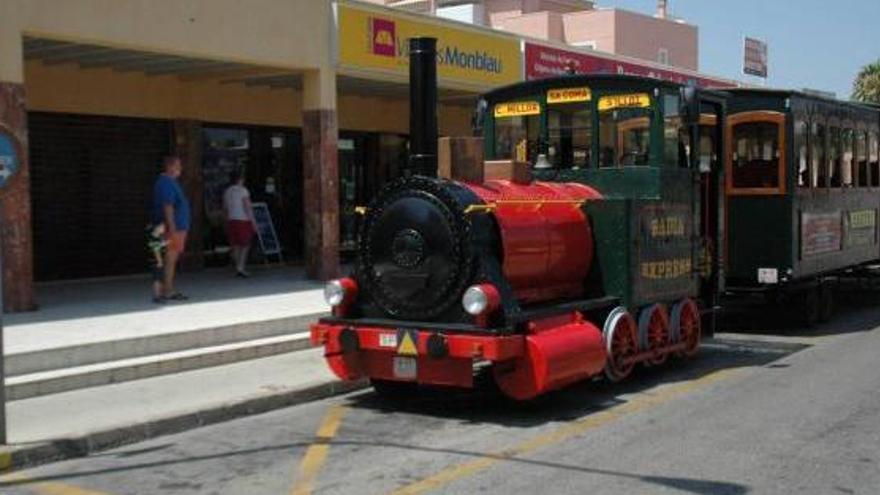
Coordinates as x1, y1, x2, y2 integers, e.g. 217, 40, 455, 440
29, 112, 171, 281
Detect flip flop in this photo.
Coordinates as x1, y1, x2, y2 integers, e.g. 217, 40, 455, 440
167, 292, 189, 301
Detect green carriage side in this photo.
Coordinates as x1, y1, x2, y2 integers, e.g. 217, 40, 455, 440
478, 75, 727, 321
723, 89, 880, 299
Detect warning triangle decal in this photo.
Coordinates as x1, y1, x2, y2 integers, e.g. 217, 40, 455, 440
397, 329, 418, 356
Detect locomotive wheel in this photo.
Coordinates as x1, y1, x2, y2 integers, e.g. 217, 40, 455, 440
674, 299, 701, 357
818, 285, 834, 323
639, 304, 670, 367
801, 287, 820, 328
603, 307, 638, 382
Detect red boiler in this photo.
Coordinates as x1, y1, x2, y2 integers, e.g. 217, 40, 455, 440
464, 179, 602, 304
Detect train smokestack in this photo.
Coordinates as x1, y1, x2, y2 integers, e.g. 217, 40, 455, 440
408, 37, 438, 177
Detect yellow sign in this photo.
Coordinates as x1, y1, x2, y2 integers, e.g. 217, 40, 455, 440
338, 4, 521, 87
397, 329, 419, 356
494, 101, 541, 118
849, 209, 876, 229
650, 217, 686, 238
598, 93, 652, 111
547, 87, 591, 104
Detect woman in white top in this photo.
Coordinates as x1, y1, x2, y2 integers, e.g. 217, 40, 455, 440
223, 170, 257, 277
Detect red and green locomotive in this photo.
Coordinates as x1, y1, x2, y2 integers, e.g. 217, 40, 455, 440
310, 38, 726, 400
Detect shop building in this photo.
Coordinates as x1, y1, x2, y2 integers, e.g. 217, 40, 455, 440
0, 0, 519, 312
367, 0, 698, 70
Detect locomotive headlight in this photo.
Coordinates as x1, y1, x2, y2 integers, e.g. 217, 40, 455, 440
462, 284, 500, 317
324, 280, 346, 306
324, 278, 358, 308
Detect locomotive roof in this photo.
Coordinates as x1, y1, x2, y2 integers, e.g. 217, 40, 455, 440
480, 74, 697, 103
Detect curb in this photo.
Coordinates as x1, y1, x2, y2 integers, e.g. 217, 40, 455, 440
0, 377, 370, 474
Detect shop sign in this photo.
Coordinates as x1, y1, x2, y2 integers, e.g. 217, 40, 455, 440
0, 131, 21, 190
494, 101, 541, 118
598, 93, 651, 111
524, 42, 734, 89
338, 3, 521, 87
801, 211, 842, 256
547, 87, 591, 104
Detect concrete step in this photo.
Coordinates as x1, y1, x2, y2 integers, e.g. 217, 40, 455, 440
5, 313, 321, 377
6, 332, 313, 401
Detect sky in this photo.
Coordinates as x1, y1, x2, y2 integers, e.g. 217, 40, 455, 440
602, 0, 880, 98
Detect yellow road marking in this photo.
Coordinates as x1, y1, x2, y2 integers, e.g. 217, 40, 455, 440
291, 405, 348, 495
389, 367, 745, 495
0, 472, 111, 495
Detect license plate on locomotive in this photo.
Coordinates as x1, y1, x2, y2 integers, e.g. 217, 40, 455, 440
392, 356, 417, 380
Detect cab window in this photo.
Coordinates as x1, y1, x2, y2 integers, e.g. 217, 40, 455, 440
857, 130, 869, 187
546, 88, 592, 169
493, 101, 541, 163
870, 131, 880, 187
598, 93, 652, 167
812, 123, 827, 187
829, 126, 841, 187
663, 94, 688, 168
731, 121, 780, 189
795, 119, 809, 188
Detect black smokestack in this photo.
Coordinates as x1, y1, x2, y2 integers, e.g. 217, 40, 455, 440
408, 37, 438, 177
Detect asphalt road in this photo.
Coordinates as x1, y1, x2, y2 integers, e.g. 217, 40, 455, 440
3, 301, 880, 495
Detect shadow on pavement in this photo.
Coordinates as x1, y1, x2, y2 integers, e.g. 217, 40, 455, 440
721, 288, 880, 337
344, 335, 808, 428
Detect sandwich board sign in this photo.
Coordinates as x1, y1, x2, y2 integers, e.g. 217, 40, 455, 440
252, 202, 283, 262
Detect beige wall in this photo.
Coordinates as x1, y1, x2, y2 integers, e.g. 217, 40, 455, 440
497, 11, 564, 42
611, 10, 698, 71
562, 10, 615, 52
24, 61, 472, 136
1, 0, 333, 83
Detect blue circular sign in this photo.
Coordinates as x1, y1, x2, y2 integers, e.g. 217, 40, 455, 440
0, 132, 20, 189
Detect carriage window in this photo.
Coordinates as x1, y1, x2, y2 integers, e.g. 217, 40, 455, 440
547, 103, 592, 169
731, 121, 780, 189
829, 127, 841, 187
598, 93, 652, 168
857, 130, 869, 187
493, 101, 541, 163
842, 128, 855, 187
813, 123, 827, 187
795, 119, 809, 188
663, 94, 687, 167
871, 131, 880, 187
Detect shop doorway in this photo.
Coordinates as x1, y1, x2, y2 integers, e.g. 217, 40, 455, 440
202, 125, 302, 266
337, 132, 408, 255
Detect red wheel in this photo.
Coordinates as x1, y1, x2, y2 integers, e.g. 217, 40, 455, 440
676, 299, 701, 357
602, 307, 638, 382
638, 304, 670, 366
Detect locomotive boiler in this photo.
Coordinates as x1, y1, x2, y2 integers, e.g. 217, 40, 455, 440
310, 38, 713, 400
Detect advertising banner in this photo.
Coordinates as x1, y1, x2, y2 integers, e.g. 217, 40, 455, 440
524, 43, 734, 89
743, 37, 768, 78
338, 4, 521, 88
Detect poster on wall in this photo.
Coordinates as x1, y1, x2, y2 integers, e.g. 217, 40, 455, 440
0, 131, 21, 189
801, 211, 842, 257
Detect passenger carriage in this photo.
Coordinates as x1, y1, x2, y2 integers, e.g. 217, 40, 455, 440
723, 89, 880, 324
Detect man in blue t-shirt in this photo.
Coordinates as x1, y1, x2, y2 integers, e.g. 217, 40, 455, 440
152, 156, 191, 302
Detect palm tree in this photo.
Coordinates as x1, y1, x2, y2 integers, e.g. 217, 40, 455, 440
853, 60, 880, 104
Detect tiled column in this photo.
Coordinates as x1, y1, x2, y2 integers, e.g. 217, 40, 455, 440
302, 69, 340, 280
174, 119, 204, 270
0, 82, 35, 312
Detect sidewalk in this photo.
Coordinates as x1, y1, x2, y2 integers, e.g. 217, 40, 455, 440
0, 266, 364, 472
5, 265, 328, 354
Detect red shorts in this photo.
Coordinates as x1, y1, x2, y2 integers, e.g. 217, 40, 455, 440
227, 220, 255, 247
